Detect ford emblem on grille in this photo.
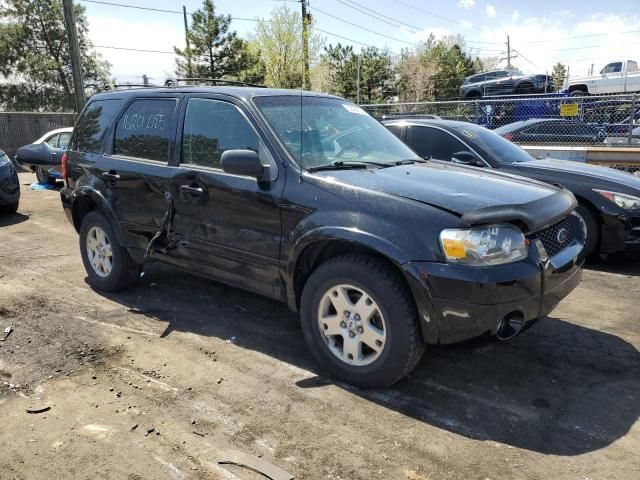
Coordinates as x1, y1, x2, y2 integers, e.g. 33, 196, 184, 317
556, 228, 569, 245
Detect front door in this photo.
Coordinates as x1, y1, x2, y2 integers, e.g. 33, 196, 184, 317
168, 96, 285, 299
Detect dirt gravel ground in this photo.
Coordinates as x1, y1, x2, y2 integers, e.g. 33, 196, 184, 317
0, 172, 639, 480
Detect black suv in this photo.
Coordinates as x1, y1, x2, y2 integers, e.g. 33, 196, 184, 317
61, 87, 583, 387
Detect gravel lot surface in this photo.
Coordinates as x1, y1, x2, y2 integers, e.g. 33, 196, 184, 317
1, 172, 639, 480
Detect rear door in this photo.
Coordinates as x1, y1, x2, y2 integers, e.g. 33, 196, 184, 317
167, 94, 285, 299
98, 95, 182, 250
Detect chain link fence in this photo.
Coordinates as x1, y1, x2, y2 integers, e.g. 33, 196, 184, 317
363, 93, 640, 148
0, 112, 76, 159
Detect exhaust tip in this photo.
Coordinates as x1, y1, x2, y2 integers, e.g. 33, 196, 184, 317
496, 312, 526, 341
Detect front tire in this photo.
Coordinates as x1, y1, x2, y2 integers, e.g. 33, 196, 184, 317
300, 254, 424, 388
575, 204, 599, 259
79, 210, 141, 292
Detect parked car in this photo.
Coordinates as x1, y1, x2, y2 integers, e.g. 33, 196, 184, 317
0, 148, 20, 213
61, 87, 583, 388
567, 60, 640, 95
15, 127, 73, 185
459, 69, 554, 98
384, 118, 640, 257
494, 118, 606, 144
604, 125, 640, 146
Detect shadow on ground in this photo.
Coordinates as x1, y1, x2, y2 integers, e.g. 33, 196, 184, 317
584, 252, 640, 276
92, 262, 640, 457
0, 212, 29, 227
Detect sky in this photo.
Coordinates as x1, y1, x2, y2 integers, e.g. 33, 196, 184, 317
81, 0, 640, 84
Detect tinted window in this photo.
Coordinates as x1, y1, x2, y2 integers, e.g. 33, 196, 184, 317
182, 99, 259, 169
453, 125, 534, 164
410, 126, 466, 161
386, 124, 403, 139
71, 99, 123, 153
114, 99, 176, 162
496, 71, 511, 78
58, 132, 71, 149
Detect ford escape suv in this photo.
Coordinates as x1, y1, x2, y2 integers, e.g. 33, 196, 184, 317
60, 86, 583, 388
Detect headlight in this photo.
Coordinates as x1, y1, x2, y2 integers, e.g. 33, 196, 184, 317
440, 224, 527, 266
595, 189, 640, 210
0, 154, 9, 167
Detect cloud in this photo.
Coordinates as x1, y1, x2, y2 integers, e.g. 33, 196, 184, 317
459, 20, 474, 29
512, 11, 520, 22
86, 15, 184, 81
486, 5, 497, 18
470, 12, 640, 78
458, 0, 475, 8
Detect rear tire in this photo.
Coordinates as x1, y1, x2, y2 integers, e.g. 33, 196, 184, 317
570, 90, 587, 97
575, 204, 599, 259
35, 167, 55, 185
79, 210, 141, 292
300, 254, 424, 388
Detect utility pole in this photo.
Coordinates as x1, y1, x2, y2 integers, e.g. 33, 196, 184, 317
301, 0, 311, 90
142, 74, 149, 86
506, 35, 512, 69
62, 0, 85, 112
183, 5, 193, 78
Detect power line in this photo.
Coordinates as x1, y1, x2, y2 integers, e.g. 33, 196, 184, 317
311, 5, 418, 47
312, 27, 400, 55
391, 0, 484, 33
94, 44, 174, 54
334, 0, 420, 33
80, 0, 257, 22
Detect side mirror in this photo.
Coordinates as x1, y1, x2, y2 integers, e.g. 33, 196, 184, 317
452, 151, 484, 167
221, 149, 264, 178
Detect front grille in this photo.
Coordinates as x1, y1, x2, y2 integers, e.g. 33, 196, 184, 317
533, 215, 582, 257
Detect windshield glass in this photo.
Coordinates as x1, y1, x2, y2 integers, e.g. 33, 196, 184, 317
454, 125, 534, 164
254, 95, 420, 169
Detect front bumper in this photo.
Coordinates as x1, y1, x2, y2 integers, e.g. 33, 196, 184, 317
600, 209, 640, 253
402, 243, 583, 344
0, 163, 20, 206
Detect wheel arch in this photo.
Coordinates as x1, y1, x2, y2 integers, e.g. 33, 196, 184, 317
287, 228, 411, 313
70, 188, 125, 245
569, 84, 589, 94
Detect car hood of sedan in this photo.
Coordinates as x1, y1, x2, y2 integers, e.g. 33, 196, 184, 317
513, 158, 640, 191
313, 161, 576, 232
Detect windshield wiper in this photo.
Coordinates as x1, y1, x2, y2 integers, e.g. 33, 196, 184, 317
307, 160, 389, 172
394, 158, 428, 165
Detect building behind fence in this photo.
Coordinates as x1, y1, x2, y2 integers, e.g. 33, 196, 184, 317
0, 112, 76, 158
363, 93, 639, 148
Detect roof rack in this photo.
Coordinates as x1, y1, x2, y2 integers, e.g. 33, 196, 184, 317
163, 78, 266, 88
86, 83, 160, 92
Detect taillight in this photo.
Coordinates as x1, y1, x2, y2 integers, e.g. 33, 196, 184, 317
61, 152, 68, 182
503, 133, 514, 141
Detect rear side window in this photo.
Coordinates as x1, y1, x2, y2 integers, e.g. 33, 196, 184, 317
114, 99, 176, 162
71, 99, 123, 153
181, 98, 259, 169
386, 124, 404, 139
410, 126, 465, 161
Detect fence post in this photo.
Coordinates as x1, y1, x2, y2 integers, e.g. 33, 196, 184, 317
474, 100, 479, 125
628, 95, 637, 147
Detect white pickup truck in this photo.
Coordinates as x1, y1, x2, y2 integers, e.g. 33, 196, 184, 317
567, 60, 640, 95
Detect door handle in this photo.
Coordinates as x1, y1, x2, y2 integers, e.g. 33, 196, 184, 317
102, 171, 120, 182
179, 184, 204, 196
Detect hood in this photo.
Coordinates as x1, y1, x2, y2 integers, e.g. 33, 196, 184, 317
312, 162, 576, 232
514, 158, 640, 191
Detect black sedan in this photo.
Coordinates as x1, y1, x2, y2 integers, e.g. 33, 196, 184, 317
0, 149, 20, 214
494, 118, 606, 144
384, 119, 640, 257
